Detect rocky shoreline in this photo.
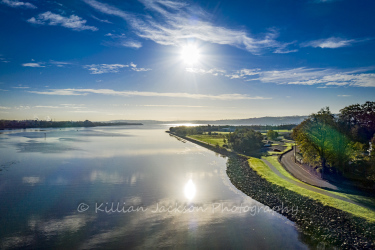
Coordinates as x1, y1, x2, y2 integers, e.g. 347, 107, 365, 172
167, 132, 375, 249
227, 157, 375, 249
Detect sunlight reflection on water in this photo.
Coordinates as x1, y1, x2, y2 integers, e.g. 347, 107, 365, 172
184, 179, 196, 200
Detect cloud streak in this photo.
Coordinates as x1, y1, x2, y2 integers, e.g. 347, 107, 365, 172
83, 63, 151, 74
28, 88, 271, 100
22, 62, 45, 67
83, 64, 129, 74
83, 0, 295, 54
186, 66, 375, 87
301, 37, 367, 49
28, 12, 98, 31
1, 0, 36, 9
256, 67, 375, 87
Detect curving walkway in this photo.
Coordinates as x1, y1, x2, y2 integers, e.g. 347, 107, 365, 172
260, 158, 366, 207
280, 150, 339, 190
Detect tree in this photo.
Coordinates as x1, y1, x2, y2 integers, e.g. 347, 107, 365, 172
339, 101, 375, 143
227, 127, 263, 155
292, 108, 336, 174
267, 130, 279, 140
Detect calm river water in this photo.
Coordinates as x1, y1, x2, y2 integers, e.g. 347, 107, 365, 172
0, 125, 311, 249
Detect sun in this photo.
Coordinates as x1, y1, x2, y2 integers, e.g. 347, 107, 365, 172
181, 45, 200, 64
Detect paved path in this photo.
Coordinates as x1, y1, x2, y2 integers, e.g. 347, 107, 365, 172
280, 149, 339, 190
261, 158, 365, 207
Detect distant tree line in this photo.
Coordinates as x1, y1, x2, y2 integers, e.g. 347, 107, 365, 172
292, 101, 375, 182
0, 120, 142, 129
169, 124, 295, 136
169, 125, 264, 155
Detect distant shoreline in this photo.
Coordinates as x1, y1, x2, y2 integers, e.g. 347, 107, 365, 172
0, 120, 143, 130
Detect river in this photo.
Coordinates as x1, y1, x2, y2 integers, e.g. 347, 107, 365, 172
0, 125, 312, 249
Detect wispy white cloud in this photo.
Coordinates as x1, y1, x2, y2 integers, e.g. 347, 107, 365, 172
121, 40, 142, 49
0, 55, 10, 63
14, 105, 31, 110
12, 86, 30, 89
186, 66, 375, 87
131, 67, 151, 72
29, 89, 86, 96
27, 12, 98, 31
225, 68, 261, 79
324, 73, 375, 87
83, 64, 129, 74
91, 15, 112, 24
301, 37, 367, 49
34, 105, 61, 108
338, 95, 351, 97
103, 33, 142, 48
1, 0, 36, 9
186, 67, 261, 79
185, 68, 226, 76
83, 0, 295, 54
255, 67, 375, 87
22, 62, 45, 67
83, 63, 151, 74
254, 67, 332, 84
0, 106, 11, 110
49, 60, 72, 67
29, 88, 271, 100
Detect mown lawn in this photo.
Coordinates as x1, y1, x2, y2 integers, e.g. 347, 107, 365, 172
250, 157, 375, 222
188, 134, 226, 147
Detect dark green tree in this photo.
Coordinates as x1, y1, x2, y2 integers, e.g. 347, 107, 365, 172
227, 128, 263, 155
292, 108, 336, 174
267, 130, 279, 140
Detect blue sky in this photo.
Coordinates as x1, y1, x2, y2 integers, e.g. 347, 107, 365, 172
0, 0, 374, 121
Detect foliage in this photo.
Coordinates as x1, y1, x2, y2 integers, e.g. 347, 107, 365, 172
293, 103, 375, 180
339, 101, 375, 143
226, 127, 263, 155
267, 130, 279, 140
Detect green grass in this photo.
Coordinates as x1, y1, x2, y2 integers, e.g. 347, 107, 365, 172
263, 156, 304, 183
264, 155, 375, 211
186, 132, 375, 221
188, 134, 226, 147
249, 157, 375, 222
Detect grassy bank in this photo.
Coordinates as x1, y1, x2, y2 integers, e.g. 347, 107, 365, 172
252, 157, 375, 222
265, 155, 375, 212
188, 134, 226, 147
226, 156, 375, 248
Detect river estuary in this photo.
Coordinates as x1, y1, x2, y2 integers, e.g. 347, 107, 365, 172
0, 125, 312, 249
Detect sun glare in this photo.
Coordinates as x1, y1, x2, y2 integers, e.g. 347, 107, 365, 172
181, 45, 200, 64
184, 179, 196, 200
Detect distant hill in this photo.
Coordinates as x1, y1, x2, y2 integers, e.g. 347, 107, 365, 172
111, 115, 308, 126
